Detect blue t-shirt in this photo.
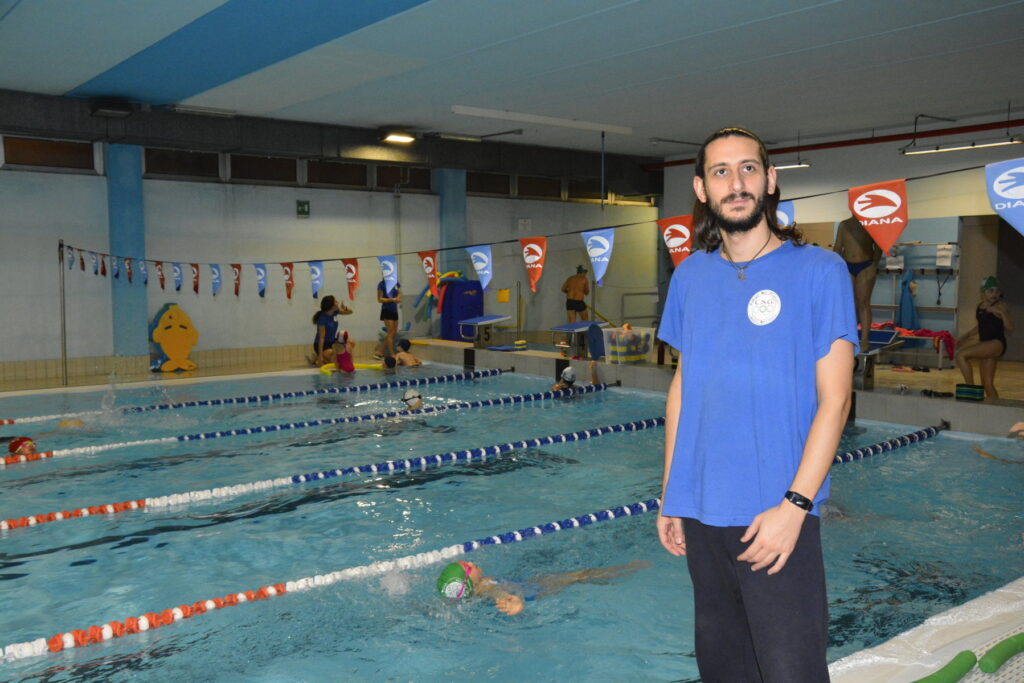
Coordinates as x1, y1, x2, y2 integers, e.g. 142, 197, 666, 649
378, 280, 400, 314
313, 311, 338, 350
657, 241, 858, 527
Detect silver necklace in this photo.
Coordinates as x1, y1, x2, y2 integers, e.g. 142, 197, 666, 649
720, 233, 772, 281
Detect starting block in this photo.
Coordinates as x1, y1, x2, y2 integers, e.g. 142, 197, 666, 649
458, 315, 511, 348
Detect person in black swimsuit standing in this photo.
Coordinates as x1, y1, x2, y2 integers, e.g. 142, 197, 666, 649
955, 276, 1013, 399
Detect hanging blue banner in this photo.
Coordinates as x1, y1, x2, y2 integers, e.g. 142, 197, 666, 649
310, 261, 324, 298
66, 246, 74, 270
138, 260, 148, 285
582, 228, 615, 286
172, 263, 182, 292
90, 252, 98, 275
776, 200, 795, 227
466, 245, 493, 290
986, 157, 1024, 237
378, 255, 399, 294
255, 263, 267, 298
210, 264, 222, 296
111, 256, 120, 279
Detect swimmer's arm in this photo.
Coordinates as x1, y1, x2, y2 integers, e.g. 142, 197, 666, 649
739, 338, 853, 574
477, 580, 524, 615
657, 362, 686, 557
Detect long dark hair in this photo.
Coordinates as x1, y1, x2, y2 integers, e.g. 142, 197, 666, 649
692, 127, 803, 252
313, 295, 337, 324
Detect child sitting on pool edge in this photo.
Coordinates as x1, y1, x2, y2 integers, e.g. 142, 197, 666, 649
395, 339, 422, 367
436, 559, 649, 615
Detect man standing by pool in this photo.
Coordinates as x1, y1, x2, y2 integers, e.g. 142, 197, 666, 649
561, 265, 590, 323
656, 127, 858, 682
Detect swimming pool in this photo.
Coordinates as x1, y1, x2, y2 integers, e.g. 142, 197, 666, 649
0, 365, 1020, 681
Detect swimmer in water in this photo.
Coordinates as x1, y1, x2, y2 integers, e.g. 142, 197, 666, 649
4, 436, 37, 456
436, 559, 650, 615
551, 361, 600, 392
401, 388, 424, 411
395, 339, 422, 367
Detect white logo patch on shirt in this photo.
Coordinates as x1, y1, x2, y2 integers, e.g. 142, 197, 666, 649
747, 289, 781, 326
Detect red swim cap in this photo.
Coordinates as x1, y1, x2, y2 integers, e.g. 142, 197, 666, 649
8, 437, 35, 454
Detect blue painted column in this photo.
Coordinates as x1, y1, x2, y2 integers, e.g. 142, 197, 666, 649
434, 168, 467, 274
105, 144, 149, 357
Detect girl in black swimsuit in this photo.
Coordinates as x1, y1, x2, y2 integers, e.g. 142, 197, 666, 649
954, 276, 1013, 399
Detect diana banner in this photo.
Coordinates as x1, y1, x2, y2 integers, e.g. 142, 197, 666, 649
190, 263, 200, 294
466, 245, 493, 290
65, 246, 74, 270
231, 264, 241, 296
281, 262, 294, 300
519, 237, 547, 292
848, 179, 909, 253
137, 259, 147, 285
125, 257, 134, 283
657, 215, 693, 267
309, 261, 323, 299
418, 250, 439, 298
172, 263, 182, 292
378, 255, 399, 294
776, 200, 795, 227
986, 157, 1024, 236
155, 261, 165, 289
111, 256, 120, 279
343, 258, 359, 300
581, 228, 614, 286
255, 264, 267, 298
210, 264, 222, 296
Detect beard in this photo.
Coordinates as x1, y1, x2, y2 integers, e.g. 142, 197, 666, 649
708, 190, 767, 235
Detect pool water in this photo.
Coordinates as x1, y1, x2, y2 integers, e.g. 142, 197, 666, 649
0, 366, 1020, 681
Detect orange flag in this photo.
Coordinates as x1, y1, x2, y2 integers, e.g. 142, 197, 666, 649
342, 258, 359, 301
518, 237, 547, 292
657, 215, 694, 267
281, 262, 294, 299
848, 179, 909, 253
418, 250, 439, 297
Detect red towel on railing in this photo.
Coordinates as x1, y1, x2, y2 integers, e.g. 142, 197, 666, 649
871, 322, 956, 359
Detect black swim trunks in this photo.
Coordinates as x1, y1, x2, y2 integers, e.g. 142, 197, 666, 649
565, 299, 586, 312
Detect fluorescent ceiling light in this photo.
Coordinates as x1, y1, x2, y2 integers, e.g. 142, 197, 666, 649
383, 132, 415, 144
774, 161, 812, 170
900, 136, 1021, 155
451, 105, 632, 135
171, 105, 236, 118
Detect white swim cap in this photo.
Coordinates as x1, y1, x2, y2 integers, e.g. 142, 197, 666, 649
402, 389, 422, 404
561, 367, 576, 384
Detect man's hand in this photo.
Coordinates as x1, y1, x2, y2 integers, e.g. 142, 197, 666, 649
737, 502, 807, 574
657, 514, 686, 556
495, 595, 524, 615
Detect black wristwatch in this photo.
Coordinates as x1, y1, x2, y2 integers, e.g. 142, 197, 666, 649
784, 490, 814, 512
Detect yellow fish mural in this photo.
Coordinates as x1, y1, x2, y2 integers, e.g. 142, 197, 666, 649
149, 304, 199, 371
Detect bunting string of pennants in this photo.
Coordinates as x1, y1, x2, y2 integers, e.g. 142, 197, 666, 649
61, 157, 1024, 300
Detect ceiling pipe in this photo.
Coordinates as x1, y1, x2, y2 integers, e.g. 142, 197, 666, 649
642, 117, 1024, 170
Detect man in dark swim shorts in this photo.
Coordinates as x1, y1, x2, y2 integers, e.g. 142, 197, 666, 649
833, 215, 882, 350
561, 265, 590, 323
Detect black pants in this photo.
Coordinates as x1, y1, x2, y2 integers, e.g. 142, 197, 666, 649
683, 516, 829, 683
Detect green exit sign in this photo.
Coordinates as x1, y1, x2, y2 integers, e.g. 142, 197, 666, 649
296, 200, 310, 218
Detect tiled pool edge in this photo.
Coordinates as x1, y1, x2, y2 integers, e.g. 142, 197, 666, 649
829, 576, 1024, 683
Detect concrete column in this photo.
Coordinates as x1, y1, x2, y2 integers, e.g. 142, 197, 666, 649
104, 144, 149, 357
434, 168, 467, 274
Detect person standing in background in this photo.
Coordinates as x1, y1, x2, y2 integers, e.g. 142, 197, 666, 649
377, 279, 401, 358
561, 266, 590, 323
833, 215, 882, 350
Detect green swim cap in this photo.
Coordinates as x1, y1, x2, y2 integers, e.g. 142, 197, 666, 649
437, 561, 474, 599
980, 276, 999, 291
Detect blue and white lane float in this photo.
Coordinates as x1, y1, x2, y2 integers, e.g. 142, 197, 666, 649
1, 383, 607, 466
831, 421, 948, 464
1, 416, 663, 532
0, 497, 662, 661
0, 368, 503, 426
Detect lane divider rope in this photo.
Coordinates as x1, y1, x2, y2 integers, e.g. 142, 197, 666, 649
1, 382, 603, 468
0, 369, 502, 426
1, 412, 660, 532
832, 421, 948, 464
0, 497, 661, 661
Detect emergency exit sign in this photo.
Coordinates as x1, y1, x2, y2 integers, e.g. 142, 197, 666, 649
296, 200, 310, 218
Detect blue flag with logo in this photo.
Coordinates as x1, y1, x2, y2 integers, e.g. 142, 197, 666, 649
776, 200, 795, 227
138, 259, 148, 285
172, 263, 182, 292
309, 261, 323, 298
210, 264, 222, 296
582, 228, 615, 286
66, 246, 74, 270
378, 255, 399, 294
255, 264, 267, 298
986, 157, 1024, 237
466, 245, 493, 290
111, 256, 120, 279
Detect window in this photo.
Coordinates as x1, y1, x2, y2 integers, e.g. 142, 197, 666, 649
376, 165, 431, 191
308, 160, 368, 187
145, 148, 219, 178
568, 177, 603, 201
517, 175, 562, 199
2, 137, 94, 170
467, 171, 511, 196
230, 154, 297, 183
